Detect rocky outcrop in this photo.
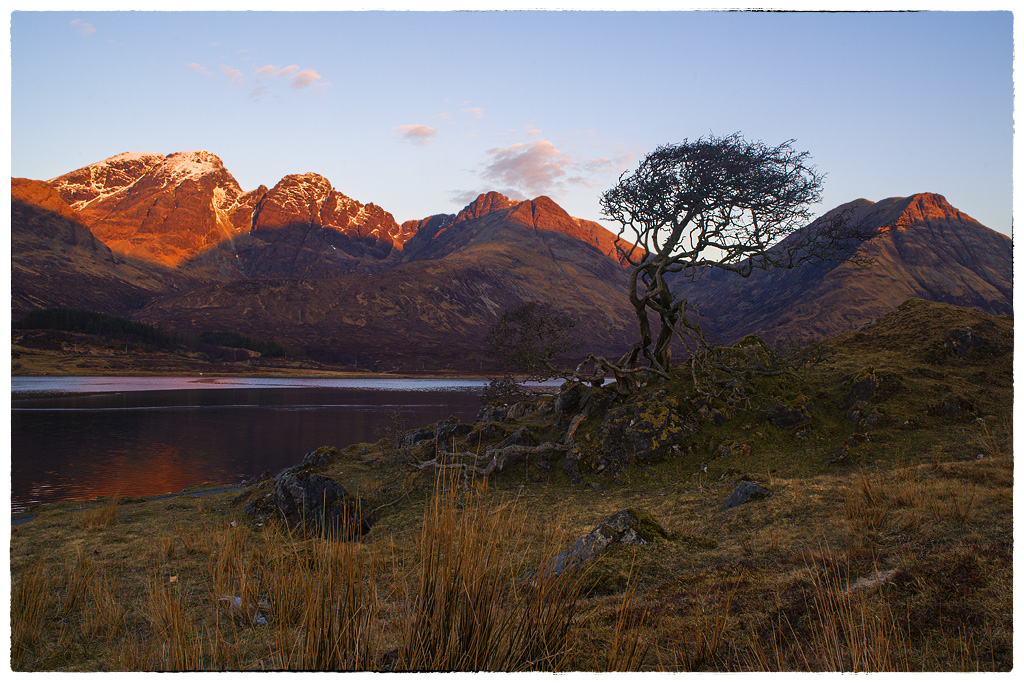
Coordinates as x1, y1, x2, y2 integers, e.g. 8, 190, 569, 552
243, 446, 370, 537
720, 481, 773, 512
598, 392, 697, 465
270, 472, 367, 537
239, 172, 412, 277
541, 509, 667, 577
453, 191, 520, 224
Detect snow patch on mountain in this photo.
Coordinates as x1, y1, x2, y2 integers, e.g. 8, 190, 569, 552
160, 150, 225, 182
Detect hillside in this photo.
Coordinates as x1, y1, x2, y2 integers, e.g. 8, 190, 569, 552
14, 153, 637, 371
133, 197, 637, 372
10, 178, 192, 318
671, 193, 1012, 347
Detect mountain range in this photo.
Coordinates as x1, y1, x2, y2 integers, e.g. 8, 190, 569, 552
10, 150, 1013, 372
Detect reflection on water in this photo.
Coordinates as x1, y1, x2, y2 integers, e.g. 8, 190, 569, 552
10, 377, 499, 513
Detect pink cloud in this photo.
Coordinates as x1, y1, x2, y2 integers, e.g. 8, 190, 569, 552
186, 62, 211, 76
259, 64, 300, 78
396, 125, 439, 145
461, 106, 485, 119
479, 139, 635, 197
290, 69, 322, 89
482, 140, 571, 197
221, 65, 244, 86
71, 19, 96, 35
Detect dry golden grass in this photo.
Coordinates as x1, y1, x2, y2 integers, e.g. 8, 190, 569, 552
74, 497, 119, 529
10, 475, 650, 672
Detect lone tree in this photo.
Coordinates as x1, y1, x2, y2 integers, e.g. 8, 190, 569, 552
580, 133, 870, 392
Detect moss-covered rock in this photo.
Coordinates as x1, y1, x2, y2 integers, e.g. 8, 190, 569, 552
766, 395, 813, 429
541, 508, 667, 577
598, 393, 697, 466
845, 367, 880, 408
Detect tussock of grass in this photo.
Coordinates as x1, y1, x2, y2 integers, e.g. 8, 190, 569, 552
74, 498, 119, 529
399, 474, 587, 671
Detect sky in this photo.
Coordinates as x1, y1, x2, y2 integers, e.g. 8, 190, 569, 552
8, 7, 1015, 236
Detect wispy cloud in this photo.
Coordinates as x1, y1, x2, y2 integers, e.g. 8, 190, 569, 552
255, 64, 323, 91
477, 139, 634, 198
186, 62, 212, 76
70, 18, 96, 35
290, 69, 322, 89
221, 65, 244, 86
258, 64, 299, 78
249, 85, 270, 102
481, 140, 570, 198
461, 106, 485, 119
395, 124, 439, 145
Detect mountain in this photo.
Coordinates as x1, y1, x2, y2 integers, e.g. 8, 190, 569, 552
49, 151, 260, 268
401, 191, 627, 265
10, 178, 190, 318
16, 152, 636, 370
14, 150, 1012, 372
132, 191, 636, 371
671, 193, 1012, 348
47, 151, 413, 279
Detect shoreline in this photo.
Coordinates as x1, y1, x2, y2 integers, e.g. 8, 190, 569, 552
11, 482, 245, 526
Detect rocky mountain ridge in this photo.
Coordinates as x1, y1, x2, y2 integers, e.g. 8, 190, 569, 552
671, 192, 1013, 348
14, 151, 1014, 371
47, 151, 625, 276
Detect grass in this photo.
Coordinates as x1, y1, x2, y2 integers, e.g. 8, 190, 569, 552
17, 426, 1009, 671
10, 475, 646, 672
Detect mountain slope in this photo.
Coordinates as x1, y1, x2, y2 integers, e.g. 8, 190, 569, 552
49, 151, 261, 267
133, 194, 637, 372
11, 178, 189, 318
671, 193, 1012, 347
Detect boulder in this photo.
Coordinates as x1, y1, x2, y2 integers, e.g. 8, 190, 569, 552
845, 368, 880, 408
245, 470, 370, 537
506, 400, 535, 421
542, 508, 666, 577
494, 426, 536, 450
470, 422, 508, 442
403, 427, 435, 447
272, 472, 370, 537
767, 397, 813, 429
931, 393, 976, 419
554, 381, 589, 417
476, 404, 509, 423
599, 394, 697, 465
720, 481, 773, 511
435, 416, 473, 445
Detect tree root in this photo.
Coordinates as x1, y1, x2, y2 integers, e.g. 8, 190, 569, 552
416, 442, 570, 476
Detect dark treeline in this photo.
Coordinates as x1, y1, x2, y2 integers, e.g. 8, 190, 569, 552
197, 331, 289, 358
14, 307, 298, 359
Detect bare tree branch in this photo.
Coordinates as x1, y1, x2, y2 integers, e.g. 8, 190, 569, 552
591, 133, 875, 390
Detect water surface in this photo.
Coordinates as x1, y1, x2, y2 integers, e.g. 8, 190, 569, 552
10, 376, 498, 513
